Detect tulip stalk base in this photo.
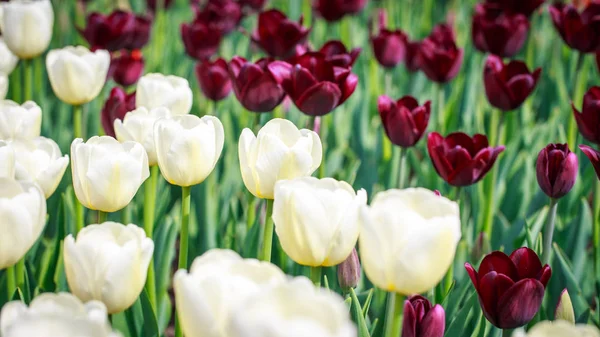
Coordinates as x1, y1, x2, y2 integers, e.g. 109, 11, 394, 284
567, 53, 585, 149
436, 84, 446, 134
482, 111, 505, 238
310, 266, 322, 287
97, 211, 107, 224
503, 329, 513, 337
144, 166, 159, 311
383, 292, 404, 337
259, 199, 274, 262
397, 148, 407, 189
23, 59, 32, 102
179, 186, 191, 269
542, 198, 558, 265
5, 265, 16, 299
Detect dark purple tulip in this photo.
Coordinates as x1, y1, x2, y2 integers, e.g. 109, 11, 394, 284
101, 87, 136, 138
549, 2, 600, 53
194, 0, 243, 35
580, 145, 600, 180
337, 248, 360, 290
313, 0, 367, 22
318, 40, 361, 68
486, 0, 545, 17
536, 143, 579, 199
239, 0, 267, 10
472, 3, 530, 57
405, 39, 421, 72
146, 0, 174, 11
181, 20, 222, 60
370, 9, 407, 68
402, 296, 445, 337
251, 9, 310, 58
195, 58, 232, 102
418, 23, 464, 83
79, 11, 135, 51
465, 247, 551, 329
378, 95, 430, 148
127, 16, 152, 50
483, 55, 541, 111
573, 86, 600, 144
108, 50, 144, 87
427, 132, 505, 186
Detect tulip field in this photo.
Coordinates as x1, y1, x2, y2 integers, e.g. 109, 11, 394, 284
4, 0, 600, 336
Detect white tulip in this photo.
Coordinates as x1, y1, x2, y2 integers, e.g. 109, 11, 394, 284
512, 320, 600, 337
272, 177, 366, 267
0, 292, 120, 337
0, 177, 46, 270
0, 74, 7, 100
64, 221, 154, 314
46, 46, 110, 106
0, 140, 15, 178
71, 136, 149, 212
358, 188, 461, 295
239, 118, 322, 199
227, 277, 356, 337
0, 38, 18, 75
174, 249, 287, 337
136, 73, 193, 115
0, 100, 42, 141
114, 107, 171, 166
1, 0, 53, 60
154, 114, 224, 187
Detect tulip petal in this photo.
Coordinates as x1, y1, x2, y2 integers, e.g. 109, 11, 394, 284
509, 247, 543, 280
419, 304, 445, 337
496, 279, 545, 329
478, 251, 519, 281
402, 300, 417, 337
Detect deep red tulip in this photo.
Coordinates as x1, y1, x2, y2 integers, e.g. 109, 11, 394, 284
108, 50, 144, 87
128, 16, 152, 50
79, 11, 135, 51
485, 0, 545, 17
378, 95, 430, 148
181, 20, 222, 60
402, 296, 445, 337
195, 58, 232, 102
465, 248, 551, 329
573, 86, 600, 144
483, 55, 541, 111
228, 56, 289, 112
472, 3, 530, 57
313, 0, 367, 22
405, 39, 421, 72
101, 87, 136, 138
146, 0, 174, 11
418, 23, 464, 83
536, 143, 578, 199
194, 0, 243, 35
427, 132, 505, 186
549, 2, 600, 53
580, 145, 600, 180
251, 9, 310, 58
239, 0, 267, 10
370, 9, 407, 68
318, 40, 361, 68
275, 52, 359, 116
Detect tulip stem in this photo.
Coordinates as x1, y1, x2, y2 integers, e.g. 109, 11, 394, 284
397, 147, 407, 188
179, 186, 191, 269
310, 266, 322, 287
383, 292, 404, 337
23, 59, 32, 102
567, 52, 585, 149
253, 113, 262, 132
144, 166, 159, 311
594, 178, 600, 302
259, 199, 274, 261
436, 84, 446, 134
482, 111, 504, 238
502, 329, 513, 337
97, 211, 107, 224
6, 265, 16, 299
542, 198, 558, 264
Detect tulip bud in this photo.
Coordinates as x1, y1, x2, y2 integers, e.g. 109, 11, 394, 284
109, 50, 144, 87
536, 143, 578, 199
402, 296, 445, 337
1, 0, 54, 59
64, 221, 154, 314
180, 19, 222, 61
472, 3, 530, 58
46, 46, 110, 106
378, 95, 431, 148
483, 55, 541, 111
0, 38, 18, 75
79, 10, 137, 52
0, 178, 46, 270
314, 0, 367, 22
555, 289, 575, 324
319, 40, 361, 68
71, 136, 149, 212
512, 320, 600, 337
194, 0, 242, 35
580, 145, 600, 180
195, 58, 232, 102
101, 87, 136, 138
371, 24, 408, 69
550, 2, 600, 53
573, 86, 600, 144
418, 24, 463, 83
251, 9, 310, 58
238, 118, 322, 199
337, 248, 361, 290
0, 100, 42, 141
136, 73, 193, 115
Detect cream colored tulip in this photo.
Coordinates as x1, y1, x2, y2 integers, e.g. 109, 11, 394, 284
154, 114, 224, 187
512, 320, 600, 337
0, 74, 7, 100
64, 221, 154, 314
0, 292, 120, 337
71, 136, 149, 212
1, 0, 53, 60
358, 188, 461, 294
0, 100, 42, 141
272, 177, 366, 267
0, 140, 15, 178
174, 249, 287, 337
0, 178, 46, 270
114, 106, 171, 166
238, 118, 322, 199
136, 73, 193, 115
0, 38, 18, 75
46, 46, 110, 106
227, 277, 356, 337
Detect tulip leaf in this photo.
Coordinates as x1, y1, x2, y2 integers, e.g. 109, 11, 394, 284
350, 288, 370, 337
553, 243, 590, 317
140, 290, 159, 337
369, 318, 379, 337
362, 288, 374, 319
41, 197, 65, 292
555, 289, 576, 324
446, 291, 478, 336
10, 288, 24, 302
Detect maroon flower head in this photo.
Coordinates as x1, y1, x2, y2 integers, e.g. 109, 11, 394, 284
101, 87, 136, 138
536, 143, 578, 199
378, 95, 430, 148
128, 16, 152, 50
486, 0, 545, 17
313, 0, 367, 22
181, 20, 222, 60
549, 2, 600, 53
573, 86, 600, 144
195, 58, 232, 102
239, 0, 267, 10
418, 23, 464, 83
318, 40, 361, 68
79, 11, 135, 51
108, 50, 145, 87
484, 55, 541, 111
472, 3, 530, 57
252, 9, 311, 58
146, 0, 174, 12
371, 9, 407, 68
427, 132, 505, 186
402, 296, 445, 337
405, 39, 421, 72
465, 247, 551, 329
194, 0, 243, 35
580, 145, 600, 180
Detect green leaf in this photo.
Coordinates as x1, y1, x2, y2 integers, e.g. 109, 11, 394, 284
362, 288, 374, 319
446, 291, 478, 336
350, 288, 370, 337
553, 243, 590, 316
140, 290, 159, 337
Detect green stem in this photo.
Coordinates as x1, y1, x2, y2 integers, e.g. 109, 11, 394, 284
482, 111, 505, 238
567, 53, 585, 148
247, 196, 258, 230
594, 179, 600, 302
125, 306, 138, 337
318, 116, 326, 178
23, 59, 32, 102
259, 199, 274, 261
179, 186, 191, 269
75, 200, 84, 234
6, 265, 15, 299
503, 329, 513, 337
397, 147, 407, 188
253, 113, 262, 132
542, 198, 558, 264
383, 292, 404, 337
437, 84, 446, 134
144, 166, 159, 311
310, 266, 322, 287
73, 105, 83, 139
97, 210, 107, 224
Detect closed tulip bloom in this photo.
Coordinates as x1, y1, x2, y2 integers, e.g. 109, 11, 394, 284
580, 145, 600, 180
378, 95, 431, 148
136, 73, 193, 115
64, 221, 154, 314
337, 248, 361, 290
405, 39, 422, 72
181, 19, 222, 60
0, 141, 15, 178
549, 2, 600, 53
573, 86, 600, 144
0, 100, 42, 141
194, 0, 243, 35
0, 38, 18, 75
252, 9, 310, 58
465, 247, 551, 329
536, 143, 578, 199
402, 296, 445, 337
472, 3, 530, 57
154, 114, 224, 186
114, 107, 170, 166
0, 178, 46, 270
418, 24, 464, 83
486, 0, 545, 17
239, 118, 322, 199
195, 58, 232, 101
371, 9, 408, 68
0, 293, 119, 337
1, 0, 53, 59
512, 320, 600, 337
359, 188, 461, 294
101, 87, 136, 138
71, 136, 149, 212
428, 132, 505, 186
174, 249, 287, 337
272, 177, 366, 267
319, 40, 361, 68
313, 0, 367, 22
108, 50, 144, 87
79, 10, 136, 52
46, 46, 110, 106
484, 55, 541, 111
